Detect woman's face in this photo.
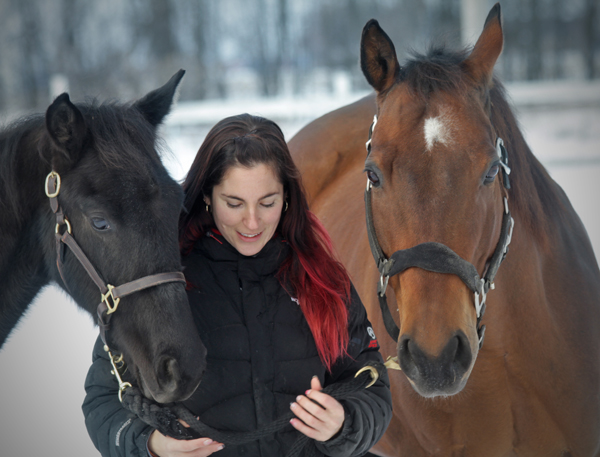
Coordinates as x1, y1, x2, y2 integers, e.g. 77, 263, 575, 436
206, 163, 285, 256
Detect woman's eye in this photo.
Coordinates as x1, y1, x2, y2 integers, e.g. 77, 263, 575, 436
226, 202, 241, 208
262, 202, 276, 208
366, 170, 380, 186
91, 217, 110, 231
485, 164, 500, 182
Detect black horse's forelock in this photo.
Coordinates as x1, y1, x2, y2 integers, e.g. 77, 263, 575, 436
0, 100, 166, 219
77, 99, 163, 171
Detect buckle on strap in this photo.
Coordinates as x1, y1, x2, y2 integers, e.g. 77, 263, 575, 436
473, 278, 486, 319
365, 114, 378, 154
102, 284, 121, 315
45, 171, 61, 198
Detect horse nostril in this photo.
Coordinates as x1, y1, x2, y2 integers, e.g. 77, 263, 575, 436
452, 331, 472, 372
156, 356, 182, 392
398, 335, 419, 379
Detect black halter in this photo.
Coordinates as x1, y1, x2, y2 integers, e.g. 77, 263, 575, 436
364, 115, 514, 348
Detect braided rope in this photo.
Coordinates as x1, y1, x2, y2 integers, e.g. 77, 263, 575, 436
121, 362, 383, 457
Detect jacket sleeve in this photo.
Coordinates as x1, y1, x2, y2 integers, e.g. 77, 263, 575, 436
82, 336, 154, 457
315, 285, 393, 457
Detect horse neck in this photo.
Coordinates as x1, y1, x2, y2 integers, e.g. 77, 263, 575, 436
0, 116, 50, 224
490, 86, 566, 249
0, 118, 54, 347
489, 85, 600, 292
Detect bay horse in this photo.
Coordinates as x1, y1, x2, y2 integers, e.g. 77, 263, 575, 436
289, 4, 600, 456
0, 70, 206, 404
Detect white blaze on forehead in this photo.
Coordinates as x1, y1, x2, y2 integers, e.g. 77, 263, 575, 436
423, 111, 452, 151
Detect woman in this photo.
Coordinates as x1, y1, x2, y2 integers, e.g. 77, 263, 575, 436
83, 114, 392, 457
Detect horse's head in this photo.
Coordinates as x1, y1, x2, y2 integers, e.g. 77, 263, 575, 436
361, 4, 509, 397
41, 71, 206, 403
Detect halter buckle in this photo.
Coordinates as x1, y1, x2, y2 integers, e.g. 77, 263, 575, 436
496, 138, 511, 174
102, 284, 121, 315
474, 278, 486, 318
45, 171, 61, 198
505, 215, 515, 253
365, 114, 378, 154
477, 325, 486, 349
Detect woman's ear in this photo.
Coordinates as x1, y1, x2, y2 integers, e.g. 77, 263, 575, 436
203, 195, 211, 205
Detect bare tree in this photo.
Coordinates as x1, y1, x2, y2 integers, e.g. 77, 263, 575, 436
583, 0, 599, 79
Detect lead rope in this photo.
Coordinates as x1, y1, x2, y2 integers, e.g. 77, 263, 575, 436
120, 362, 384, 457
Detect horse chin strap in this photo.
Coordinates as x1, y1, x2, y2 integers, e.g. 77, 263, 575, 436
45, 171, 187, 400
364, 115, 514, 349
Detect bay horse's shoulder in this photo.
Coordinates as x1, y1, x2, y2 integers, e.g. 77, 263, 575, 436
289, 93, 376, 203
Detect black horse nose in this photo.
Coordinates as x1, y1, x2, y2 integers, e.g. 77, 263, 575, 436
154, 355, 183, 400
399, 330, 472, 397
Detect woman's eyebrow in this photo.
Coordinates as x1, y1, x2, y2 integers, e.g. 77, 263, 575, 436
221, 192, 280, 201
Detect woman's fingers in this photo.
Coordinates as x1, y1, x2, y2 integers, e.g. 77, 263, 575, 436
290, 377, 345, 441
148, 429, 224, 456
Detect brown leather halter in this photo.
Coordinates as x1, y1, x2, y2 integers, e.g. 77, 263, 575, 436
45, 171, 186, 349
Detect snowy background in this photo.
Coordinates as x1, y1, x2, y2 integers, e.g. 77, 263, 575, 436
0, 81, 599, 456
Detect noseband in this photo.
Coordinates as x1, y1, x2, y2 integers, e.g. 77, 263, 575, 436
364, 115, 514, 349
45, 171, 186, 397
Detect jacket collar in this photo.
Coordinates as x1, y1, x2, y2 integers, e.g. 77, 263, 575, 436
195, 229, 290, 278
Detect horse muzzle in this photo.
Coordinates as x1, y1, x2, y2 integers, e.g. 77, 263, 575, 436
398, 329, 473, 397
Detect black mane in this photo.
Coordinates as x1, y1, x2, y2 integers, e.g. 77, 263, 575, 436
0, 100, 164, 220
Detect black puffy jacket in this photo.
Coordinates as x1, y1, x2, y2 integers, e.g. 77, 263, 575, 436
82, 232, 392, 457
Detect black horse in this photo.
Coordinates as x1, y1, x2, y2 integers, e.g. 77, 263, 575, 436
0, 70, 206, 404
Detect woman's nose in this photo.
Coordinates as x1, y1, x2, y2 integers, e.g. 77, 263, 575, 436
244, 208, 260, 230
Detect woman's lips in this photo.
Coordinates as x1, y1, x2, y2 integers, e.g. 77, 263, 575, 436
236, 231, 263, 242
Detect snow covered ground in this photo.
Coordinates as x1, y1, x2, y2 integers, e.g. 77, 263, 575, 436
0, 81, 598, 456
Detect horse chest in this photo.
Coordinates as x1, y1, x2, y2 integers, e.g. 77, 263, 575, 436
373, 355, 584, 457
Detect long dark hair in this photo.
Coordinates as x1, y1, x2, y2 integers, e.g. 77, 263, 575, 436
179, 114, 351, 370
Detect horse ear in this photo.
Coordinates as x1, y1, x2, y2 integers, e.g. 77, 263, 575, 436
134, 69, 185, 127
360, 19, 401, 93
463, 3, 503, 86
45, 92, 87, 170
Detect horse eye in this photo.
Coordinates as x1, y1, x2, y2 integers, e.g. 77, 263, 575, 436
367, 170, 380, 187
91, 217, 110, 231
485, 165, 499, 183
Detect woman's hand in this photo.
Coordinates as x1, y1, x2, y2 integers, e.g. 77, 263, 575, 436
148, 420, 224, 457
289, 376, 345, 442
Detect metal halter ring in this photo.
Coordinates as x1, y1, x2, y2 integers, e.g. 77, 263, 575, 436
55, 219, 72, 235
45, 171, 61, 198
378, 274, 390, 297
355, 365, 379, 388
102, 285, 121, 315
